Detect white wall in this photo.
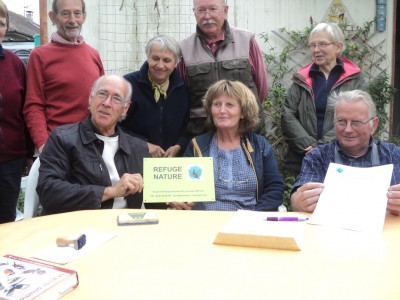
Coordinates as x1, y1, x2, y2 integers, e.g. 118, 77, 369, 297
46, 0, 394, 79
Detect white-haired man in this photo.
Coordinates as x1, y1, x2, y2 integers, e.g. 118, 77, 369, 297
291, 90, 400, 216
37, 75, 149, 215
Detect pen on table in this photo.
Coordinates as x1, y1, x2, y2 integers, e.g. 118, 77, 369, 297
265, 216, 309, 222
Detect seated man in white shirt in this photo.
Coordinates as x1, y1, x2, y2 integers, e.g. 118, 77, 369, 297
37, 75, 149, 214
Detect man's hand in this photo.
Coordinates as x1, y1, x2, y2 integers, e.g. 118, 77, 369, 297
103, 173, 144, 201
304, 145, 313, 154
387, 184, 400, 215
291, 182, 324, 212
168, 202, 196, 210
147, 142, 166, 158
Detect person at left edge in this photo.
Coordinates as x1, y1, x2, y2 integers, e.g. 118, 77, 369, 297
121, 35, 189, 158
0, 0, 34, 223
169, 80, 284, 211
37, 75, 149, 215
24, 0, 104, 154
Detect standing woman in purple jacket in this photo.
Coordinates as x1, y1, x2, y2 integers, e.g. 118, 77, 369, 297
0, 1, 34, 223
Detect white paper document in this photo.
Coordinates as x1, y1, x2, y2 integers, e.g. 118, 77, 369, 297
308, 163, 393, 232
31, 229, 117, 264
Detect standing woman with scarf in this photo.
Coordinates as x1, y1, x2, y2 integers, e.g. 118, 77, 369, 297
121, 35, 190, 158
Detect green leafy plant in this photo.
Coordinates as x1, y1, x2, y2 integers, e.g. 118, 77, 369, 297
367, 73, 397, 138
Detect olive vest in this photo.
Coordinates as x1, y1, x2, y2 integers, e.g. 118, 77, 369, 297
180, 22, 259, 136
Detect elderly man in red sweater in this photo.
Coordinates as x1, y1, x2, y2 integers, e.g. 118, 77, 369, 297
24, 0, 104, 153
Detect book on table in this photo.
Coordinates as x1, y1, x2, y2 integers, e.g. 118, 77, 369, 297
0, 254, 78, 299
213, 210, 305, 251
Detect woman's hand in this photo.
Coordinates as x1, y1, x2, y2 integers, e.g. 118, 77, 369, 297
147, 142, 166, 157
164, 145, 181, 157
168, 202, 196, 210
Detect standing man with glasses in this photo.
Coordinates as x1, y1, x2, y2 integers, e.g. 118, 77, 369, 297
291, 90, 400, 215
178, 0, 268, 138
24, 0, 104, 154
37, 75, 149, 215
282, 22, 365, 177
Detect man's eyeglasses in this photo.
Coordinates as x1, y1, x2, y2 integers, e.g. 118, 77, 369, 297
195, 7, 221, 16
308, 42, 335, 50
95, 91, 124, 105
334, 118, 374, 129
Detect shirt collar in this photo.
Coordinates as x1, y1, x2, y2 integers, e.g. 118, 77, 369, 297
51, 32, 84, 45
203, 30, 225, 45
309, 58, 345, 77
336, 137, 374, 158
80, 116, 132, 154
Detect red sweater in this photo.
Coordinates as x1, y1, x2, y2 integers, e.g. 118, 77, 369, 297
0, 46, 34, 163
24, 41, 104, 149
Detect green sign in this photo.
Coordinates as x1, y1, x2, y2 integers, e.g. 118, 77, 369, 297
143, 157, 215, 203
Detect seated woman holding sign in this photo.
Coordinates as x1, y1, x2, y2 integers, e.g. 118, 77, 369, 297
169, 80, 284, 211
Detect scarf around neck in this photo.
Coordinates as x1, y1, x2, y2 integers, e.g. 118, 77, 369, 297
148, 72, 169, 102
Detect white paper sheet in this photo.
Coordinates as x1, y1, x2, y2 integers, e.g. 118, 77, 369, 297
31, 229, 117, 264
308, 163, 393, 232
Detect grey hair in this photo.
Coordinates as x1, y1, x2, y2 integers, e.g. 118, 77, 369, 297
193, 0, 227, 6
90, 75, 132, 122
309, 22, 346, 53
52, 0, 86, 15
333, 90, 377, 128
90, 75, 132, 104
145, 35, 181, 63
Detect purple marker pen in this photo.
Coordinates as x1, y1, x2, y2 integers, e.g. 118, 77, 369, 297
266, 216, 308, 221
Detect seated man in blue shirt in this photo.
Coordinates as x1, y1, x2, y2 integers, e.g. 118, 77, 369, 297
291, 90, 400, 215
37, 75, 149, 214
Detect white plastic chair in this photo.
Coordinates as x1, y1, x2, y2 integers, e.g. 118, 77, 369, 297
23, 158, 40, 219
278, 204, 287, 212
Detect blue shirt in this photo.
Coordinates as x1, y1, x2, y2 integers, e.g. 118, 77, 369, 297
293, 139, 400, 192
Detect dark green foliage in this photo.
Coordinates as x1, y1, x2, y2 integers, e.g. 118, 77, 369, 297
367, 73, 397, 138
